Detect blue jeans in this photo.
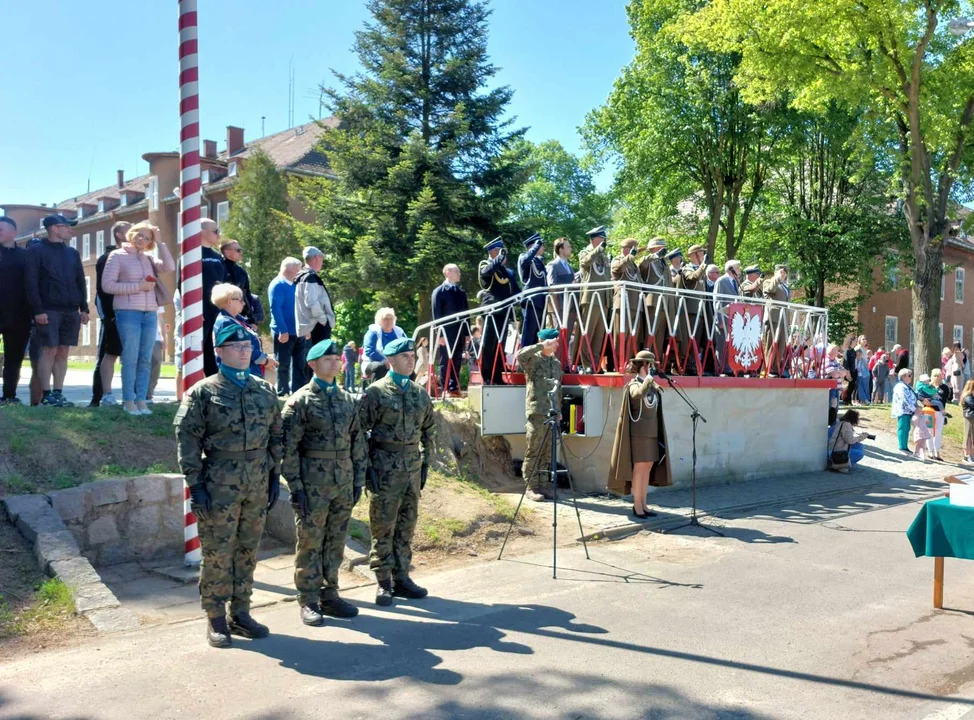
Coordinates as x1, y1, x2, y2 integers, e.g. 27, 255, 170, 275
344, 366, 356, 392
857, 376, 870, 403
115, 310, 157, 402
273, 333, 306, 395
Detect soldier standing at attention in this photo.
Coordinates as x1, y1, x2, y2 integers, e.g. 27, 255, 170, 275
674, 244, 709, 375
174, 323, 283, 648
638, 237, 672, 360
518, 328, 563, 502
282, 339, 367, 627
762, 264, 791, 377
359, 337, 436, 606
611, 238, 644, 360
575, 226, 613, 373
517, 233, 548, 353
478, 238, 520, 385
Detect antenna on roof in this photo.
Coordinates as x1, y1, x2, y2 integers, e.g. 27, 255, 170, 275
262, 116, 266, 138
288, 55, 296, 129
87, 147, 96, 194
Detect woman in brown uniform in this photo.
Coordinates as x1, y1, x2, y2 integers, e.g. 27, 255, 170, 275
608, 350, 666, 519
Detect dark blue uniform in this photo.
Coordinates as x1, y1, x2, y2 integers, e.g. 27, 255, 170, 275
478, 246, 520, 385
517, 237, 547, 352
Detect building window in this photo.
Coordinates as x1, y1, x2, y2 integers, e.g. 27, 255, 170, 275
216, 201, 230, 224
85, 276, 90, 301
97, 200, 105, 213
200, 203, 210, 220
96, 230, 105, 257
201, 169, 210, 185
956, 268, 965, 304
148, 176, 159, 211
888, 267, 899, 291
954, 326, 964, 347
885, 316, 898, 346
83, 320, 91, 347
70, 236, 77, 250
120, 194, 128, 207
82, 234, 91, 260
228, 162, 238, 177
942, 267, 946, 301
910, 320, 915, 360
940, 323, 944, 349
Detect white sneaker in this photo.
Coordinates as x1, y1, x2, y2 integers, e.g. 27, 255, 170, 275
101, 393, 118, 406
136, 402, 152, 416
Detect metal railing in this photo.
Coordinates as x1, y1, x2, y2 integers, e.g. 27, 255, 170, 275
412, 280, 829, 397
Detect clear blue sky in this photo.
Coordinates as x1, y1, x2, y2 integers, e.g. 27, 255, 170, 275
0, 0, 633, 207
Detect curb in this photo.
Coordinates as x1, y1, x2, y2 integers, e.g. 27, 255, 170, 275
2, 495, 139, 634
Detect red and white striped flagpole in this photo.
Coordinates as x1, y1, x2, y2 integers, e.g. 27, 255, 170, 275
179, 0, 203, 566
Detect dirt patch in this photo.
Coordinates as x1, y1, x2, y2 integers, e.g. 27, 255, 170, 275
0, 519, 94, 660
0, 405, 179, 495
431, 400, 523, 492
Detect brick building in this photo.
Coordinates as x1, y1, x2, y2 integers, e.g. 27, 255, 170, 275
1, 120, 335, 360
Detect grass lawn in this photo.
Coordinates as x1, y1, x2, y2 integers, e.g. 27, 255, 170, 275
854, 403, 967, 464
67, 360, 177, 379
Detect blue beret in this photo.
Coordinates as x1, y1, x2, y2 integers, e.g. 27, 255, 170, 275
484, 237, 504, 253
665, 248, 683, 261
538, 328, 559, 341
306, 339, 338, 361
586, 226, 607, 238
523, 232, 542, 248
214, 323, 251, 347
384, 337, 415, 357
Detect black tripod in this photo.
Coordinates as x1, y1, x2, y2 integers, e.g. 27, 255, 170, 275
658, 373, 723, 537
499, 387, 591, 578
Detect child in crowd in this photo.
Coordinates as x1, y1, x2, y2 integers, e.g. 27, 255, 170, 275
912, 401, 934, 461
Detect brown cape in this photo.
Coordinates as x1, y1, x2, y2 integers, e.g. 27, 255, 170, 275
607, 380, 671, 495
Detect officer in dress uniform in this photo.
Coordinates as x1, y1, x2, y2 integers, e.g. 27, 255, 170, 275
281, 339, 366, 627
638, 237, 672, 359
575, 226, 614, 373
673, 245, 709, 375
740, 266, 763, 298
478, 238, 520, 385
174, 323, 283, 648
518, 232, 548, 354
762, 264, 791, 376
611, 238, 645, 360
517, 328, 563, 502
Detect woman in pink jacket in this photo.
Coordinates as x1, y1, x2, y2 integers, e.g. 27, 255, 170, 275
102, 222, 174, 415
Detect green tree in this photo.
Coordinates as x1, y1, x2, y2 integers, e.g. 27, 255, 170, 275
585, 0, 784, 259
506, 140, 612, 241
223, 148, 299, 324
685, 0, 974, 374
292, 0, 529, 322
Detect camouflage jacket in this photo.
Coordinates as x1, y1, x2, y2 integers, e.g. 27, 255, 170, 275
174, 373, 283, 487
358, 375, 436, 473
281, 379, 367, 493
518, 342, 563, 416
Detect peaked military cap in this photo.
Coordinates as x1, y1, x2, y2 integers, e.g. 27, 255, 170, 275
537, 328, 559, 341
665, 248, 683, 261
744, 265, 761, 275
687, 244, 706, 255
484, 237, 505, 253
384, 337, 415, 357
306, 339, 338, 362
523, 232, 542, 247
586, 226, 608, 239
214, 323, 251, 347
775, 263, 789, 271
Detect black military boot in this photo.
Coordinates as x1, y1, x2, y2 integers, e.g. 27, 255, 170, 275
375, 577, 394, 606
228, 611, 269, 639
393, 575, 429, 599
206, 615, 232, 648
300, 603, 325, 627
319, 589, 359, 618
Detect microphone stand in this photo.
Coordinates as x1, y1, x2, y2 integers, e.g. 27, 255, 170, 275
656, 372, 723, 537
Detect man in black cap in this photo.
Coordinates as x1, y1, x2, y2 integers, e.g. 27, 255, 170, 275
575, 226, 613, 373
517, 233, 548, 354
25, 215, 89, 407
431, 263, 469, 397
478, 238, 520, 384
673, 244, 708, 375
0, 217, 30, 405
741, 266, 762, 298
90, 220, 131, 407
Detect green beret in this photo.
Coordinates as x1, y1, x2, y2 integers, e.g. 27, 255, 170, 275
214, 323, 250, 347
306, 339, 338, 362
384, 337, 415, 357
538, 328, 559, 341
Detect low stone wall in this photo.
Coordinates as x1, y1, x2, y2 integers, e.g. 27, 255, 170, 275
47, 474, 185, 567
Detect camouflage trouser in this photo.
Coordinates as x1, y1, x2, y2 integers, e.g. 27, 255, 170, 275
368, 469, 421, 580
293, 479, 354, 606
197, 464, 267, 618
522, 413, 552, 491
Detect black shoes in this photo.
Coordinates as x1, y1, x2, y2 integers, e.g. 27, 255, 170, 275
631, 506, 658, 520
207, 616, 232, 648
228, 612, 269, 639
319, 591, 359, 618
376, 578, 394, 606
393, 575, 429, 599
300, 604, 325, 627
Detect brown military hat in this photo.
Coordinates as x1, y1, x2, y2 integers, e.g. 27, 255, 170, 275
687, 244, 706, 255
647, 237, 667, 251
631, 350, 656, 365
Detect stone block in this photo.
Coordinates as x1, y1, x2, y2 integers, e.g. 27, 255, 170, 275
66, 525, 86, 549
16, 508, 67, 544
49, 557, 102, 589
263, 492, 297, 545
169, 475, 187, 499
85, 607, 140, 633
35, 531, 81, 569
159, 505, 185, 545
87, 515, 119, 546
73, 582, 121, 614
48, 487, 90, 522
96, 543, 137, 567
2, 494, 50, 523
129, 476, 168, 505
90, 479, 128, 507
124, 506, 162, 551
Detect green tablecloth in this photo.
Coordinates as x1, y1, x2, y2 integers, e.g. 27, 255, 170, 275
907, 497, 974, 559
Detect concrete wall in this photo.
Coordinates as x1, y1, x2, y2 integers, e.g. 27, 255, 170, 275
474, 384, 829, 494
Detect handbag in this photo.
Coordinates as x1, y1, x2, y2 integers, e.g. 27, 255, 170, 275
828, 422, 850, 468
153, 275, 174, 307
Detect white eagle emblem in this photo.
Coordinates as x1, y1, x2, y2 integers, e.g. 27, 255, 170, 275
730, 308, 763, 370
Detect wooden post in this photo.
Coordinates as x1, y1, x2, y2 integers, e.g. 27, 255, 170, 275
934, 556, 945, 609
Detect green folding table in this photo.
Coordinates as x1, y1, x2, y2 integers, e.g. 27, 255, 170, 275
907, 497, 974, 609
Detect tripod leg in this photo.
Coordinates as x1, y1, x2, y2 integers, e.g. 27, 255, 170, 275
498, 484, 530, 560
558, 433, 591, 560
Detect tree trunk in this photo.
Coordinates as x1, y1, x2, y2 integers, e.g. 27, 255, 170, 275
417, 289, 432, 325
704, 177, 724, 258
909, 224, 943, 377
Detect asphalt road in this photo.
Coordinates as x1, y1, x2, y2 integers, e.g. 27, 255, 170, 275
2, 478, 974, 719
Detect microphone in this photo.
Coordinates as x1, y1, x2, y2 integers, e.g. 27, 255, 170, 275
654, 368, 670, 380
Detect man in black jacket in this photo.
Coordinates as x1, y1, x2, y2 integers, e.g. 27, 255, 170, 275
89, 220, 131, 406
431, 263, 469, 396
200, 219, 230, 376
25, 215, 89, 407
220, 239, 256, 326
0, 217, 30, 405
478, 238, 520, 385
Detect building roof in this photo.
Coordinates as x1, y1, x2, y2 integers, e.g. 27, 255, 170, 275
55, 175, 151, 214
219, 118, 337, 177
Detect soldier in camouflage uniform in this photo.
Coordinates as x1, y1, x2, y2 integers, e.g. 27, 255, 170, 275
358, 337, 436, 606
518, 328, 563, 502
281, 339, 367, 626
174, 323, 283, 648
